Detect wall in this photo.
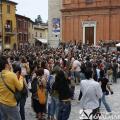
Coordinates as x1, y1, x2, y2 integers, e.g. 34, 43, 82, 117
16, 15, 29, 48
0, 3, 2, 50
34, 24, 48, 41
28, 21, 34, 45
48, 0, 61, 47
62, 0, 120, 44
2, 1, 17, 49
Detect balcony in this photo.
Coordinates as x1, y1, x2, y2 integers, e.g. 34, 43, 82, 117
5, 25, 16, 35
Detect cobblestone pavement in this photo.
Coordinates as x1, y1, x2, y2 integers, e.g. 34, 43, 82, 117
25, 79, 120, 120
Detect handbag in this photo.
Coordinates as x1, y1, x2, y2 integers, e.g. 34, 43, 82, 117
1, 74, 22, 103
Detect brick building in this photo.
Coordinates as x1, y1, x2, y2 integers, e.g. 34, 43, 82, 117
16, 14, 29, 48
0, 0, 17, 50
61, 0, 120, 46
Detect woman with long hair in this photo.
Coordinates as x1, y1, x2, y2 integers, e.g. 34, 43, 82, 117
30, 68, 47, 120
53, 70, 71, 120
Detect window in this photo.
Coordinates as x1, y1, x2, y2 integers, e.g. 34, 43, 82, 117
5, 20, 12, 32
63, 0, 71, 4
24, 34, 26, 41
36, 32, 37, 37
17, 20, 21, 29
29, 22, 30, 28
7, 4, 10, 14
5, 36, 10, 44
25, 22, 27, 29
32, 34, 34, 39
0, 6, 1, 13
85, 0, 94, 4
40, 33, 42, 38
28, 32, 30, 39
18, 34, 22, 41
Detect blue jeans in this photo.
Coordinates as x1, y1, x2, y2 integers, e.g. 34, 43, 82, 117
0, 112, 1, 120
99, 92, 111, 112
50, 97, 59, 119
58, 101, 71, 120
19, 97, 26, 120
48, 103, 51, 118
0, 103, 21, 120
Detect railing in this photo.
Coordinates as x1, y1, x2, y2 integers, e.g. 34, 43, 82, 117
4, 26, 16, 35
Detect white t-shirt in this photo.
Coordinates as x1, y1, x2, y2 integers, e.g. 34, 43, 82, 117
72, 60, 81, 72
80, 79, 102, 109
44, 69, 50, 80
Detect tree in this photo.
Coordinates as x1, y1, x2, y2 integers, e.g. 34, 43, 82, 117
35, 15, 42, 24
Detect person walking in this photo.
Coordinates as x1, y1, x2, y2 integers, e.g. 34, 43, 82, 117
98, 74, 113, 114
0, 56, 23, 120
53, 70, 71, 120
112, 59, 118, 83
30, 68, 47, 120
78, 69, 102, 120
13, 65, 28, 120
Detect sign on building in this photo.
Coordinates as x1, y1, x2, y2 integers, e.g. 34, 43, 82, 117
52, 18, 60, 35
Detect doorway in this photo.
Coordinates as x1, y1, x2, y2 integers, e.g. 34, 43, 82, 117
82, 21, 96, 46
85, 27, 94, 45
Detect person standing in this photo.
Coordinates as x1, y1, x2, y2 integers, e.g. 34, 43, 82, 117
72, 58, 81, 84
112, 59, 118, 83
30, 68, 47, 120
0, 56, 23, 120
79, 70, 102, 120
13, 65, 28, 120
53, 70, 71, 120
98, 75, 113, 114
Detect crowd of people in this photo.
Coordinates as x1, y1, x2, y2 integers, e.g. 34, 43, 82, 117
0, 43, 120, 120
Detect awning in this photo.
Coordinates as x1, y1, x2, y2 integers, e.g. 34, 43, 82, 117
116, 43, 120, 47
35, 38, 48, 44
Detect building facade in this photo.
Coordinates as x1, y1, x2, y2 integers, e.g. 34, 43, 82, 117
34, 23, 48, 45
28, 20, 34, 46
16, 14, 30, 48
61, 0, 120, 46
0, 1, 2, 50
48, 0, 61, 47
1, 0, 17, 49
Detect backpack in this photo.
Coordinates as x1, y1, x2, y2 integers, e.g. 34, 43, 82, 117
37, 86, 46, 105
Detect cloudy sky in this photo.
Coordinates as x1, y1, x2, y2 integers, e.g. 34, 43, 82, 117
14, 0, 48, 22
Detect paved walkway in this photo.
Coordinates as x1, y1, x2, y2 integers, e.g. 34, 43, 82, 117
25, 79, 120, 120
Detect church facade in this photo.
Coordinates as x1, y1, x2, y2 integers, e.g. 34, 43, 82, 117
61, 0, 120, 45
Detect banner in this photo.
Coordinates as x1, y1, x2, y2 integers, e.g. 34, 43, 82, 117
52, 18, 60, 35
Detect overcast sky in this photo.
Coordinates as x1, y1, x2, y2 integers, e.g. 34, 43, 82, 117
14, 0, 48, 22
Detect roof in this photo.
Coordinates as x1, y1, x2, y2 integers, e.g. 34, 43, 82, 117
4, 0, 18, 5
16, 14, 30, 21
35, 38, 48, 44
16, 14, 34, 23
34, 25, 48, 30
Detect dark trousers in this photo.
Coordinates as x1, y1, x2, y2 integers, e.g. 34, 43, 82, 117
70, 86, 75, 99
20, 97, 26, 120
0, 112, 1, 120
58, 101, 71, 120
113, 73, 117, 83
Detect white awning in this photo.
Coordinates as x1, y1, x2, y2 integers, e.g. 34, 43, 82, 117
116, 43, 120, 47
35, 38, 48, 44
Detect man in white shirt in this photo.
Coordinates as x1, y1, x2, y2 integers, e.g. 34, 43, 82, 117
72, 58, 81, 84
79, 70, 102, 120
